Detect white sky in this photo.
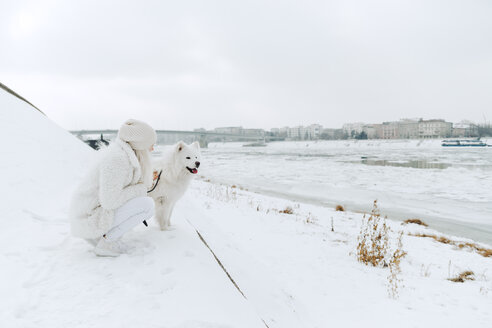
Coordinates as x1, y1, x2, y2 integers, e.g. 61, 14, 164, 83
1, 0, 491, 130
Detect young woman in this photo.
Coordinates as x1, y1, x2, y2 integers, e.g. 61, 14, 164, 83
70, 119, 157, 256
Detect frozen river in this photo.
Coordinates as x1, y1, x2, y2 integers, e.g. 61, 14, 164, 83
191, 139, 492, 245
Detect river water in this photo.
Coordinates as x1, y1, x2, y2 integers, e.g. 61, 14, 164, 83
190, 139, 492, 245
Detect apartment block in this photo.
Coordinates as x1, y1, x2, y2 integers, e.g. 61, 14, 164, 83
270, 124, 324, 140
418, 119, 452, 138
398, 119, 420, 139
379, 122, 399, 139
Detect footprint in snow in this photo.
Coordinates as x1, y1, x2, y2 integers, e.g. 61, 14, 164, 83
125, 240, 155, 256
23, 210, 66, 225
149, 279, 177, 294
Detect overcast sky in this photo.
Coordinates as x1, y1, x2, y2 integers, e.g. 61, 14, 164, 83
1, 0, 491, 130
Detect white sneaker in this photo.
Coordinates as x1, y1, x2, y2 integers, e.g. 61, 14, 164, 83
94, 237, 121, 257
114, 239, 133, 254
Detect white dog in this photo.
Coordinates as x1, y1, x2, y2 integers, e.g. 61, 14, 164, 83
148, 141, 201, 230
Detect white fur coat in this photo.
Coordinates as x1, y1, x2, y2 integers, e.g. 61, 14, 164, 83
69, 138, 147, 239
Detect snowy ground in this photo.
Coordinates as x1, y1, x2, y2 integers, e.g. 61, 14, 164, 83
182, 180, 492, 327
2, 88, 492, 327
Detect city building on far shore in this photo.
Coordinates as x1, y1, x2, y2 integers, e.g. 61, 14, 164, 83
380, 121, 399, 139
214, 126, 244, 135
397, 119, 420, 139
213, 126, 266, 137
417, 119, 452, 138
270, 124, 324, 140
343, 118, 455, 139
212, 118, 480, 142
452, 121, 479, 138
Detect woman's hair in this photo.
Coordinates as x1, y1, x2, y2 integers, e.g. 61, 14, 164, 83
134, 149, 153, 188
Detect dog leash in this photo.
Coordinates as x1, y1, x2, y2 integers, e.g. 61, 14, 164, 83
147, 170, 163, 193
142, 169, 163, 227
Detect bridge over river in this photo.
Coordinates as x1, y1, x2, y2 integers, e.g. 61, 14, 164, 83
71, 129, 283, 148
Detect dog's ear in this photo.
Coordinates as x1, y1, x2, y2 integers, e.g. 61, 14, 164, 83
191, 141, 200, 149
175, 141, 186, 152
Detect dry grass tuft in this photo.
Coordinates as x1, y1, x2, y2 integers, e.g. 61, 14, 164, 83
478, 249, 492, 257
388, 232, 406, 298
356, 200, 407, 298
448, 270, 475, 283
335, 205, 345, 212
279, 206, 294, 214
305, 212, 317, 224
410, 233, 492, 258
231, 185, 237, 189
403, 218, 428, 227
356, 200, 390, 267
411, 233, 451, 244
436, 236, 452, 244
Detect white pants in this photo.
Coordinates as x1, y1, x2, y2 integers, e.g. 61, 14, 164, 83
104, 196, 155, 241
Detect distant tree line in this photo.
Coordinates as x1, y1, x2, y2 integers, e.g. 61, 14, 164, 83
477, 123, 492, 137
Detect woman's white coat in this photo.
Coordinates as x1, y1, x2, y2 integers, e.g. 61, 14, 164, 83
69, 138, 147, 239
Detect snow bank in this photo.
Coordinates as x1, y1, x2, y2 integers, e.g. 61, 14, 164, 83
0, 90, 93, 216
0, 88, 265, 327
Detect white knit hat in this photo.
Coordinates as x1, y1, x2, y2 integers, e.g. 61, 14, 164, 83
117, 119, 157, 150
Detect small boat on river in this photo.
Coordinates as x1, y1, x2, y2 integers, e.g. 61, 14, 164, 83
441, 139, 488, 147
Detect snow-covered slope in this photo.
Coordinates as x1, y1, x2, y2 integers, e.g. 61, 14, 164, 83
0, 90, 92, 216
0, 89, 265, 327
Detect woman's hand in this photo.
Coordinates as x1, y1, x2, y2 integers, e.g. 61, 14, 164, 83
153, 170, 159, 181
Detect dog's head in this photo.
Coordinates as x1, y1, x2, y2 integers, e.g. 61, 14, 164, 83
174, 141, 201, 175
